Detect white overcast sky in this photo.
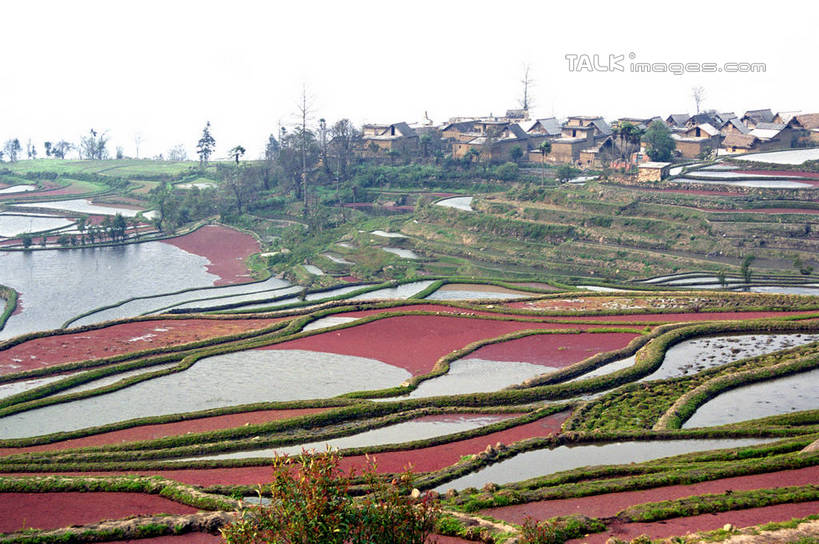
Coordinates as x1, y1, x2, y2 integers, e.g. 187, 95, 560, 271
2, 0, 817, 159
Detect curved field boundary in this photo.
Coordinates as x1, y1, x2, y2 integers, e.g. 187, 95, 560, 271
562, 319, 819, 431
3, 310, 817, 447
655, 350, 819, 430
0, 285, 17, 333
481, 466, 819, 523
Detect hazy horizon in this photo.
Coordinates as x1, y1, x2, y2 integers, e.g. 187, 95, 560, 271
2, 0, 817, 160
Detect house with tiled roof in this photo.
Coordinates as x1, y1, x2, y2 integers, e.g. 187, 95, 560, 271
665, 113, 690, 129
361, 122, 419, 155
451, 122, 530, 163
741, 109, 775, 128
787, 114, 819, 145
672, 123, 721, 158
547, 116, 612, 164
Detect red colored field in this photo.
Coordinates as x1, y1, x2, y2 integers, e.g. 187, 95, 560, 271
340, 411, 569, 474
0, 492, 199, 533
0, 412, 569, 487
118, 535, 223, 544
0, 318, 283, 374
463, 332, 639, 366
566, 501, 819, 544
0, 408, 330, 456
262, 315, 626, 375
162, 225, 260, 285
483, 466, 819, 523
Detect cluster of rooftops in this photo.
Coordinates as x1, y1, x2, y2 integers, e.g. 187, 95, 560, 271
359, 108, 819, 166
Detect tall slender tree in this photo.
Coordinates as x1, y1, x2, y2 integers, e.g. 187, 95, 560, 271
196, 121, 216, 166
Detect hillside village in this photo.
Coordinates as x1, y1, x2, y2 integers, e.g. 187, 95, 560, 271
359, 108, 819, 172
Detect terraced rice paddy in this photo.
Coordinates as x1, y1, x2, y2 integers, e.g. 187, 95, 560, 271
0, 229, 817, 543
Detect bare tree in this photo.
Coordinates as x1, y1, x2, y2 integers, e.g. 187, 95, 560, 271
297, 85, 313, 217
692, 86, 706, 114
134, 133, 144, 159
519, 63, 534, 112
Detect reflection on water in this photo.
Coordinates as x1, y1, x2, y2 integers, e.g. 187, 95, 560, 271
0, 349, 410, 439
181, 414, 512, 461
71, 277, 293, 326
683, 367, 819, 428
425, 290, 527, 301
0, 243, 218, 340
382, 247, 419, 260
435, 197, 473, 212
640, 334, 819, 382
17, 199, 157, 218
407, 359, 558, 399
435, 438, 776, 491
350, 281, 436, 301
0, 215, 73, 237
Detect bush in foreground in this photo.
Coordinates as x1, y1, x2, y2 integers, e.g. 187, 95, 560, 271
220, 449, 439, 544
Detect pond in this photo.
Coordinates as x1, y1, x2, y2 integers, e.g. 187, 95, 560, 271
302, 316, 360, 332
0, 242, 219, 340
0, 214, 74, 237
382, 247, 419, 259
0, 184, 37, 194
370, 230, 406, 238
404, 359, 559, 399
639, 333, 819, 382
433, 438, 777, 492
349, 281, 437, 301
180, 414, 513, 461
566, 356, 637, 382
674, 178, 812, 189
233, 284, 377, 312
17, 199, 157, 218
323, 254, 353, 265
737, 148, 819, 165
303, 265, 324, 275
739, 285, 819, 296
0, 349, 411, 439
435, 197, 473, 212
69, 276, 294, 326
682, 367, 819, 428
688, 171, 803, 179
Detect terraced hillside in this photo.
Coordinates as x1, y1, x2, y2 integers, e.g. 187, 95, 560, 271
0, 285, 817, 543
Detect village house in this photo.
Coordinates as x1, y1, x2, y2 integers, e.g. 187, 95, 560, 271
787, 114, 819, 145
360, 122, 419, 156
524, 117, 562, 163
547, 115, 612, 164
773, 111, 800, 125
720, 118, 751, 137
672, 123, 721, 158
741, 109, 775, 129
451, 122, 530, 163
666, 113, 691, 129
637, 161, 671, 182
720, 123, 794, 155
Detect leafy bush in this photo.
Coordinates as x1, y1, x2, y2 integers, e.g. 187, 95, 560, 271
220, 449, 439, 544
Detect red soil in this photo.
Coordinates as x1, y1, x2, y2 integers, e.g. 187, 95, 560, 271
161, 225, 260, 286
0, 492, 199, 533
262, 315, 628, 375
0, 412, 569, 487
0, 408, 330, 456
0, 318, 282, 374
566, 501, 819, 544
483, 466, 819, 523
339, 411, 569, 474
119, 535, 223, 544
463, 333, 639, 366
